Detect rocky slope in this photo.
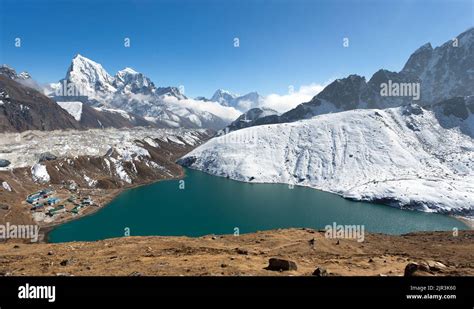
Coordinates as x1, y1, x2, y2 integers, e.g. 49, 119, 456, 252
0, 75, 83, 132
226, 107, 279, 131
0, 128, 212, 226
400, 28, 474, 103
56, 101, 157, 129
0, 65, 36, 87
0, 229, 472, 276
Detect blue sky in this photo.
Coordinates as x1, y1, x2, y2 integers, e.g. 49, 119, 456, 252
0, 0, 472, 98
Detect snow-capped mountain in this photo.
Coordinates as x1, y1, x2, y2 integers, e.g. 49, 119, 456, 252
63, 54, 117, 99
46, 55, 229, 130
0, 65, 157, 132
180, 101, 474, 216
0, 65, 31, 80
245, 27, 474, 129
113, 67, 156, 96
211, 89, 238, 105
155, 86, 187, 100
234, 92, 263, 111
141, 103, 227, 130
112, 68, 188, 100
207, 89, 263, 112
17, 72, 32, 80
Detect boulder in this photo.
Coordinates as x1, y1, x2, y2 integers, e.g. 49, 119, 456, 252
404, 262, 432, 276
128, 271, 142, 276
235, 248, 248, 255
426, 260, 447, 272
0, 204, 10, 210
312, 267, 328, 276
38, 152, 57, 162
266, 258, 297, 271
0, 159, 11, 167
60, 259, 69, 266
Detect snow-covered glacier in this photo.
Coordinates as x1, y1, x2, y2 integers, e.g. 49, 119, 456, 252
179, 104, 474, 217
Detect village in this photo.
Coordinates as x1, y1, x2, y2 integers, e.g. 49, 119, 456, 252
25, 187, 97, 224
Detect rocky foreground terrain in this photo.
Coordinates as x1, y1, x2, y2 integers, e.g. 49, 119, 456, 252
0, 229, 472, 276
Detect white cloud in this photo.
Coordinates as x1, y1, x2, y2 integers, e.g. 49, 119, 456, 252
162, 82, 328, 121
236, 100, 254, 111
17, 78, 43, 92
161, 96, 241, 121
259, 83, 326, 113
132, 81, 330, 123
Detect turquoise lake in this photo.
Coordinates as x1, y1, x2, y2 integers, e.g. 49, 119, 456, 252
48, 168, 467, 242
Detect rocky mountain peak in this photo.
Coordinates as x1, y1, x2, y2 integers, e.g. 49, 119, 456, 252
211, 89, 238, 105
401, 43, 433, 76
0, 65, 32, 81
64, 54, 116, 94
316, 74, 367, 109
114, 67, 156, 95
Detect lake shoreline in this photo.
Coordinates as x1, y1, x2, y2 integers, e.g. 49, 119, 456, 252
45, 168, 472, 243
455, 216, 474, 229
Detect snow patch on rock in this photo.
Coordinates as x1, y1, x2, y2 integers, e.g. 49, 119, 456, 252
83, 174, 97, 187
110, 158, 131, 183
57, 101, 83, 121
31, 164, 50, 183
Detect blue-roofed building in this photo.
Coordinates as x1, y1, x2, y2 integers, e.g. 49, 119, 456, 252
27, 192, 42, 204
47, 197, 60, 205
